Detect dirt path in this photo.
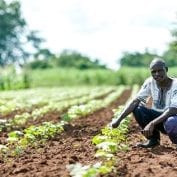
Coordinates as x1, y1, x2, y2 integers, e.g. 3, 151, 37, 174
0, 89, 131, 177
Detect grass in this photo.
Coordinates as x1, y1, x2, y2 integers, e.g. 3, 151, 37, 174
1, 66, 177, 89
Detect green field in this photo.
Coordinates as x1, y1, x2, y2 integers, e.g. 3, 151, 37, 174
24, 67, 177, 87
0, 66, 177, 90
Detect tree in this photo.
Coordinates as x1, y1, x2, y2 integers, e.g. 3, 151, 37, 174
0, 0, 43, 66
34, 48, 55, 60
163, 42, 177, 66
56, 50, 106, 69
26, 48, 55, 69
162, 19, 177, 66
119, 50, 158, 67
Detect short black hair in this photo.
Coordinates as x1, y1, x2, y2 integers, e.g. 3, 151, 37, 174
149, 58, 166, 69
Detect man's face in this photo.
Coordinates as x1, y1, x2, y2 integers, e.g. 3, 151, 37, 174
150, 64, 167, 82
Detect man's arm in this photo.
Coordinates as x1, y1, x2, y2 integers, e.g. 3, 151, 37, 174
111, 98, 140, 128
153, 107, 177, 125
143, 107, 177, 138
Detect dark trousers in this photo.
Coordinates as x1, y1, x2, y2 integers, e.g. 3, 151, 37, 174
133, 106, 166, 140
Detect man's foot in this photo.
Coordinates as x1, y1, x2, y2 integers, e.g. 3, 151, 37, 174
136, 139, 160, 148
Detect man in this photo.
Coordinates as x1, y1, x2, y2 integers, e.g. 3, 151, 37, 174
111, 58, 177, 148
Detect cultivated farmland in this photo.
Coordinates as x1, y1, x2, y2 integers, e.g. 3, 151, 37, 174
0, 86, 177, 177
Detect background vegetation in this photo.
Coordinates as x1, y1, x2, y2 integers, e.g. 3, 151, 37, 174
0, 0, 177, 90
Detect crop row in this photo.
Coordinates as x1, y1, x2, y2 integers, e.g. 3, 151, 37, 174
0, 86, 115, 116
0, 87, 115, 132
0, 86, 127, 159
67, 85, 139, 177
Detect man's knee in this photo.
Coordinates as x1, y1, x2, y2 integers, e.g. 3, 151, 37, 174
164, 116, 177, 136
133, 106, 145, 116
132, 106, 147, 125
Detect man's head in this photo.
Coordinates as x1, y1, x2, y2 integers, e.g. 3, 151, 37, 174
149, 58, 167, 70
149, 58, 168, 82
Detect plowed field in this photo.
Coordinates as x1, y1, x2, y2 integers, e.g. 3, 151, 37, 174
1, 89, 177, 177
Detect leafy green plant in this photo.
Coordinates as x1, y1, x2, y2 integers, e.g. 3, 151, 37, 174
67, 162, 114, 177
0, 121, 65, 157
7, 130, 24, 143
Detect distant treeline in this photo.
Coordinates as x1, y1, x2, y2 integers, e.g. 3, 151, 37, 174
25, 47, 177, 71
26, 50, 107, 70
119, 48, 177, 67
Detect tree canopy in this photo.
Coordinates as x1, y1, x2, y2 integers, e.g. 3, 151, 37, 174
55, 50, 106, 70
27, 50, 107, 70
162, 21, 177, 67
119, 50, 158, 67
0, 0, 43, 66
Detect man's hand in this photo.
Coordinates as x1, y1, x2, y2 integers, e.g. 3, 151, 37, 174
142, 121, 155, 138
110, 119, 121, 128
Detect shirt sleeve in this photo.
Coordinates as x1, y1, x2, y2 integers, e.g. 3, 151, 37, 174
170, 89, 177, 108
136, 78, 151, 103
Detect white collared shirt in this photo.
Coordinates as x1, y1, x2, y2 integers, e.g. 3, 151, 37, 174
136, 77, 177, 112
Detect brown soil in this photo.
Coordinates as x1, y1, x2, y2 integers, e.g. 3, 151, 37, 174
1, 89, 177, 177
114, 118, 177, 177
0, 89, 116, 142
0, 89, 130, 177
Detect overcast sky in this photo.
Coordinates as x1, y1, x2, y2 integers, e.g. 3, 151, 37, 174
20, 0, 177, 69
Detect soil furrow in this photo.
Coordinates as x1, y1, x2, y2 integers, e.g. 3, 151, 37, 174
0, 89, 131, 177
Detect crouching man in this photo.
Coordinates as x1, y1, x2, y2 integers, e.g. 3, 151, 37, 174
111, 58, 177, 148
